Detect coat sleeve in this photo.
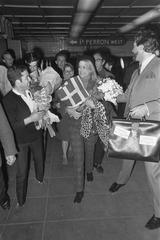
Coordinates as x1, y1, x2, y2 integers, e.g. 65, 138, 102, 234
146, 99, 160, 116
0, 66, 6, 96
0, 104, 17, 158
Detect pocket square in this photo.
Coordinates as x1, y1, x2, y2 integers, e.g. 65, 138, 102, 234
145, 72, 155, 79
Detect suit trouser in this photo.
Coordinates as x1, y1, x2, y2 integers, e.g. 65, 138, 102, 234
145, 161, 160, 217
16, 137, 44, 205
94, 137, 105, 166
116, 159, 160, 217
69, 126, 98, 192
116, 159, 136, 184
0, 167, 6, 203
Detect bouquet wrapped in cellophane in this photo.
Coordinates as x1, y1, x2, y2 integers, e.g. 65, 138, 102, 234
29, 67, 60, 137
97, 78, 123, 105
33, 86, 60, 137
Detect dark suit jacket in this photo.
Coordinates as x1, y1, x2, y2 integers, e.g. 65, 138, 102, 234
0, 103, 17, 167
3, 91, 42, 145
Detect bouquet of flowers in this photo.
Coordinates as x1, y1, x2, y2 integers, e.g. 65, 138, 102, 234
32, 87, 60, 137
97, 78, 123, 105
29, 68, 60, 137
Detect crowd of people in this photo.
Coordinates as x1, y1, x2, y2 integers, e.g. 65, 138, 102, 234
0, 27, 160, 230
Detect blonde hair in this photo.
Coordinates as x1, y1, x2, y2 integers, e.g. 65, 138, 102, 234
78, 59, 98, 83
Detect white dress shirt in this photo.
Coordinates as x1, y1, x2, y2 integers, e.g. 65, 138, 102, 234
12, 89, 37, 113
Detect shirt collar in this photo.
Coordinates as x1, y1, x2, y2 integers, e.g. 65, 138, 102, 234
140, 54, 155, 73
12, 88, 32, 98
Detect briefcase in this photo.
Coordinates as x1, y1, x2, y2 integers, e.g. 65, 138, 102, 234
108, 118, 160, 162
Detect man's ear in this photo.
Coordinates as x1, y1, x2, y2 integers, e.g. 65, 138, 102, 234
139, 44, 144, 51
15, 79, 21, 87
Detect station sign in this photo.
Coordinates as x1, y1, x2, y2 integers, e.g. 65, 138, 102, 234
69, 37, 126, 46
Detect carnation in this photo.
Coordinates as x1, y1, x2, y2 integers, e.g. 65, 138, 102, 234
97, 78, 123, 105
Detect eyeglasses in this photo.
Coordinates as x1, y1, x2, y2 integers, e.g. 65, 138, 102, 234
64, 70, 73, 73
95, 58, 103, 62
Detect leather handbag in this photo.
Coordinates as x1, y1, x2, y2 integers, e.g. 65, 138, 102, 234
108, 118, 160, 162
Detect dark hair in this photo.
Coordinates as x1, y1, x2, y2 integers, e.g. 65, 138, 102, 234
93, 48, 111, 62
135, 29, 159, 54
55, 50, 70, 61
6, 49, 16, 59
7, 65, 28, 87
63, 62, 74, 72
104, 56, 115, 66
93, 50, 106, 61
1, 49, 14, 60
24, 52, 39, 64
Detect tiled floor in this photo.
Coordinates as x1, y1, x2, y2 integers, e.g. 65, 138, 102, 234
0, 135, 160, 240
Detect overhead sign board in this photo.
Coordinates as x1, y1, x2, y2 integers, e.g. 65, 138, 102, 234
69, 37, 126, 46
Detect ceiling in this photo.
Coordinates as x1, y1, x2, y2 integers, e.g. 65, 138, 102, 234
1, 0, 160, 41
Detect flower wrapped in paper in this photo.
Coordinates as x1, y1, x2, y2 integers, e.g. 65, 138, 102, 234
33, 87, 60, 137
97, 78, 123, 105
29, 66, 61, 137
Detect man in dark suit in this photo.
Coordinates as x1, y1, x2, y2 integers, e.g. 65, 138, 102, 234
109, 28, 160, 229
0, 103, 17, 210
3, 65, 45, 207
93, 50, 117, 173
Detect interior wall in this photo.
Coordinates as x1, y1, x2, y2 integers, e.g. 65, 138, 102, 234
0, 38, 7, 58
7, 39, 22, 59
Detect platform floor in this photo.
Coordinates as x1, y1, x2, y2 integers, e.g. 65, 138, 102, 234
0, 136, 160, 240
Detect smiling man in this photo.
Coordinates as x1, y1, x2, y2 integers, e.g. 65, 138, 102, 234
93, 50, 115, 79
3, 65, 45, 207
109, 28, 160, 230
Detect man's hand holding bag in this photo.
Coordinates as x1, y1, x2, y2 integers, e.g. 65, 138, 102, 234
108, 118, 160, 162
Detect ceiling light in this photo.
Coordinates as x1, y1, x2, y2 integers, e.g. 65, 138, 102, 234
120, 4, 160, 32
77, 0, 101, 12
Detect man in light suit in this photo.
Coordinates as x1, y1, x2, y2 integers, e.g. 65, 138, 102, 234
0, 103, 17, 209
109, 28, 160, 229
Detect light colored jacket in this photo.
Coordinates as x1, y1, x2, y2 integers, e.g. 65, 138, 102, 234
117, 56, 160, 121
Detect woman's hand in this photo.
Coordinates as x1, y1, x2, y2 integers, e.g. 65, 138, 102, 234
85, 98, 95, 109
66, 107, 82, 120
6, 155, 16, 166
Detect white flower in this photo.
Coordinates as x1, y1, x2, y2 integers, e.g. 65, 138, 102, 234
97, 78, 123, 105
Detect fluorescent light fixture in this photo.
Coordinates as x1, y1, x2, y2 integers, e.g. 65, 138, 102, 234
120, 58, 125, 69
70, 0, 102, 38
70, 25, 83, 34
77, 0, 101, 12
119, 23, 135, 32
120, 4, 160, 32
73, 13, 90, 25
